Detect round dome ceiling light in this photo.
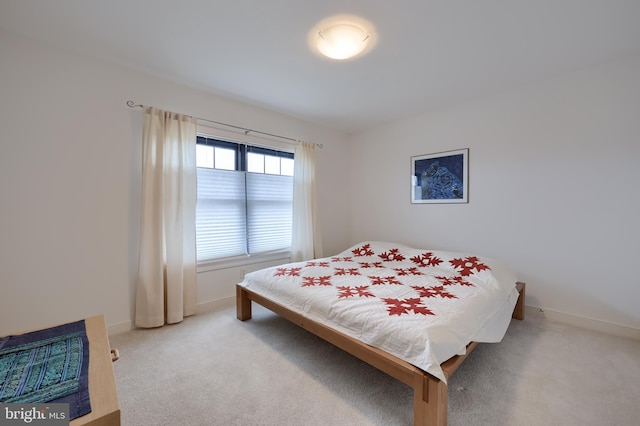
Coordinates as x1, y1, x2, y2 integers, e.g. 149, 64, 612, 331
309, 15, 376, 60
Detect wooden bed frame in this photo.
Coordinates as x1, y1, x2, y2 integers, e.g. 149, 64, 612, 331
237, 281, 525, 426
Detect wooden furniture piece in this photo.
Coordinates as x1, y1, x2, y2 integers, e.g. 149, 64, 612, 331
237, 282, 526, 426
70, 315, 120, 426
513, 281, 526, 321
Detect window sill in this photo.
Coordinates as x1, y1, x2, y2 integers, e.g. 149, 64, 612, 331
197, 250, 291, 273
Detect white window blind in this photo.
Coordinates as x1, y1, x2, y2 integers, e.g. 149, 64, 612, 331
195, 136, 294, 262
196, 168, 247, 260
246, 173, 293, 254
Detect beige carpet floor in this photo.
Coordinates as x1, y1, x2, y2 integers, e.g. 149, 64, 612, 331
109, 303, 640, 425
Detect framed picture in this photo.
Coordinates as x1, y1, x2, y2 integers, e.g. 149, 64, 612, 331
411, 148, 469, 204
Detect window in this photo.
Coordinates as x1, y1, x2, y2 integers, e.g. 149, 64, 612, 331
195, 136, 294, 262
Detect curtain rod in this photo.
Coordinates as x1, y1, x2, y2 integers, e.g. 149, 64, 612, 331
126, 101, 322, 148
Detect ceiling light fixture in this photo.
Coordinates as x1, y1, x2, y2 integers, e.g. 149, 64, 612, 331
309, 15, 376, 60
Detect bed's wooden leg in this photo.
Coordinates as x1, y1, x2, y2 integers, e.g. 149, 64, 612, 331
513, 282, 526, 320
413, 371, 447, 426
236, 285, 252, 321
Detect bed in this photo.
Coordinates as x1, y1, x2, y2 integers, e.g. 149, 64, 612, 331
237, 241, 525, 425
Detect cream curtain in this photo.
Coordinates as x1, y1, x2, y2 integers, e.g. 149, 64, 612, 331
291, 141, 323, 262
135, 107, 197, 328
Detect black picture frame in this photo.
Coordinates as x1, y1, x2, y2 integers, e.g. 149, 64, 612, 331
411, 148, 469, 204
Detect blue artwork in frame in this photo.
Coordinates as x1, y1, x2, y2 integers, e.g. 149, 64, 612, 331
411, 148, 469, 203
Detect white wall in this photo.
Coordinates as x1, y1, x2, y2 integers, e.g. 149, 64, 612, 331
349, 54, 640, 331
0, 30, 351, 335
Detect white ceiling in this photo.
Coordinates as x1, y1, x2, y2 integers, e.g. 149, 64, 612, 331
1, 0, 640, 133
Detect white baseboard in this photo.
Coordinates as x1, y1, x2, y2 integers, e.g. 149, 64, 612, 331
107, 320, 133, 336
196, 296, 235, 314
524, 305, 640, 341
106, 297, 236, 336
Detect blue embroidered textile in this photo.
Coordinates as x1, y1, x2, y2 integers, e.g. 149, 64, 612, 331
0, 320, 91, 420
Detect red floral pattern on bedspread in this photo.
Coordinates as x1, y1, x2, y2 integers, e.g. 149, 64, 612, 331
302, 276, 332, 287
378, 248, 406, 262
412, 285, 458, 299
393, 267, 422, 276
450, 256, 490, 276
274, 267, 302, 277
358, 261, 384, 268
331, 256, 353, 262
410, 252, 443, 267
334, 267, 361, 276
305, 261, 330, 267
351, 243, 375, 257
435, 276, 474, 287
337, 286, 375, 298
368, 276, 402, 285
268, 243, 492, 317
382, 298, 434, 316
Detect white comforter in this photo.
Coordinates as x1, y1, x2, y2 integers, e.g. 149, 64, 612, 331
240, 241, 519, 382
